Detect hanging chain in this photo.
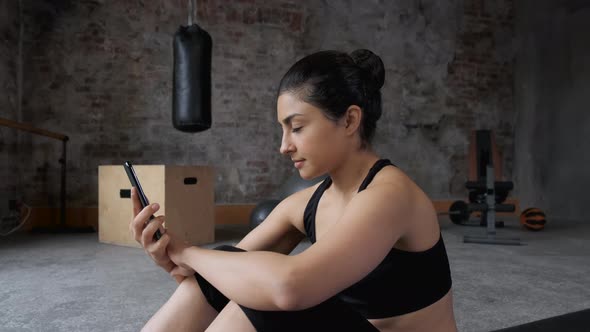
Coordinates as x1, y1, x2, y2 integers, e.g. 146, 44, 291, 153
188, 0, 197, 25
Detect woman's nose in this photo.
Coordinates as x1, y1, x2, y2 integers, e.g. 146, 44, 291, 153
280, 134, 294, 155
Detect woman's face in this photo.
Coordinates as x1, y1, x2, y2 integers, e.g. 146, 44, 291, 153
277, 92, 349, 179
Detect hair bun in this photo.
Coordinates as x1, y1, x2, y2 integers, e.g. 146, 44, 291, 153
350, 49, 385, 92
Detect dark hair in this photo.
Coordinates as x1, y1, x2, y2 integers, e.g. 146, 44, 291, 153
278, 49, 385, 149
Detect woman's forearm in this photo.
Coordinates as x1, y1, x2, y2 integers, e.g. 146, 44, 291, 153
179, 246, 295, 310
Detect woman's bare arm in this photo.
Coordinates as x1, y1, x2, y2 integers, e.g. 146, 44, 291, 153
170, 182, 411, 311
234, 188, 309, 253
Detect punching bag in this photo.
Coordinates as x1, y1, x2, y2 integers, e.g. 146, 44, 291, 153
172, 1, 212, 133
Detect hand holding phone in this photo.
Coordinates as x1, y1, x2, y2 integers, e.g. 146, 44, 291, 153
124, 161, 162, 240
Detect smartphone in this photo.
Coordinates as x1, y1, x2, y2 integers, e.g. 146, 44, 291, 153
124, 161, 162, 240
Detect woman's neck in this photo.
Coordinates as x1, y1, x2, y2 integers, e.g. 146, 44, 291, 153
327, 149, 380, 200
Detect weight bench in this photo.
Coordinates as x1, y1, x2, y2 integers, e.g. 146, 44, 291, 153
449, 130, 522, 245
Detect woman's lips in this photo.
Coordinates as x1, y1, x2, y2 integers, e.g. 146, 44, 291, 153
293, 160, 305, 169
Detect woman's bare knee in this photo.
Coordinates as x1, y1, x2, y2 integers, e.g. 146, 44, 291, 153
205, 301, 256, 332
143, 277, 218, 332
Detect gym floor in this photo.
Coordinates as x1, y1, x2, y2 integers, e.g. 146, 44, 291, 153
0, 216, 589, 332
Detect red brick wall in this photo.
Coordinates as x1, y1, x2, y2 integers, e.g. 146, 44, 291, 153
446, 0, 515, 194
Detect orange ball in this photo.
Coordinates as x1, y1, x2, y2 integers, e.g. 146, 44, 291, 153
520, 207, 547, 231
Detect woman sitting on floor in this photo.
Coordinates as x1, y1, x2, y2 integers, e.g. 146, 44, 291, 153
130, 49, 457, 332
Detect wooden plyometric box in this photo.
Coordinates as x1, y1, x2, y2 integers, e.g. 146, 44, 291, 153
98, 165, 215, 248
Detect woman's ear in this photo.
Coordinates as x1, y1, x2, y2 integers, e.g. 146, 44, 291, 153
344, 105, 362, 135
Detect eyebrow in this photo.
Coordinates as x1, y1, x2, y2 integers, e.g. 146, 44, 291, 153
281, 113, 304, 126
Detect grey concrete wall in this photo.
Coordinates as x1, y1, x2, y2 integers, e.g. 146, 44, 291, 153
514, 0, 590, 222
3, 0, 516, 207
0, 0, 20, 212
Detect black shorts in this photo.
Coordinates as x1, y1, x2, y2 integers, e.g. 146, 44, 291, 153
194, 245, 378, 332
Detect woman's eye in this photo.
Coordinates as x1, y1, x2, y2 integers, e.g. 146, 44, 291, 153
292, 127, 303, 133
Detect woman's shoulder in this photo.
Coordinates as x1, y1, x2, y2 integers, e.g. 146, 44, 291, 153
368, 164, 437, 223
370, 164, 441, 249
369, 163, 415, 193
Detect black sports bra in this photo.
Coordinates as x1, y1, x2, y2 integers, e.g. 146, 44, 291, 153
303, 159, 453, 319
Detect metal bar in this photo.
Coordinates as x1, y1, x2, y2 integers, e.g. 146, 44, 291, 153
60, 139, 67, 226
486, 165, 495, 235
464, 235, 523, 246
